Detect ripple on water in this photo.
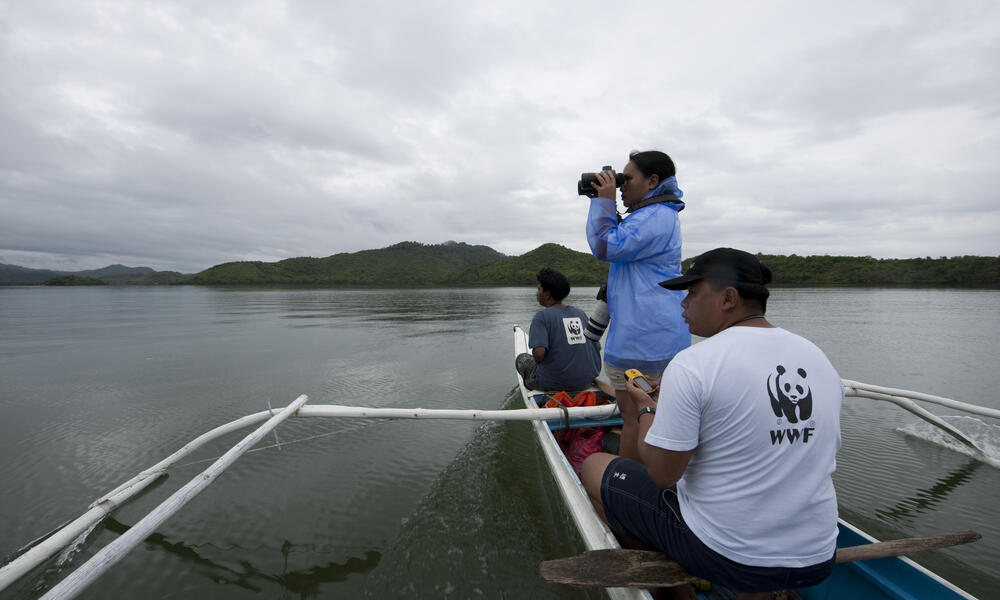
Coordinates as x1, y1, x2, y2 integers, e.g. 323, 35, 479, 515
360, 418, 604, 599
898, 415, 1000, 468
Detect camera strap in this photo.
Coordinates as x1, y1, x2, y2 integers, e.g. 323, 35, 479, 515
625, 194, 683, 214
618, 195, 685, 222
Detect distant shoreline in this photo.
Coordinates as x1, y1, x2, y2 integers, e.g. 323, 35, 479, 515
3, 241, 998, 288
4, 282, 999, 291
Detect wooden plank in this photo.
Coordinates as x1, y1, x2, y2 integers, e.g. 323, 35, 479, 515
540, 530, 981, 588
834, 530, 980, 563
541, 548, 702, 588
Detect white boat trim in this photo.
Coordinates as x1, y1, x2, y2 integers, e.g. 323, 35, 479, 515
513, 325, 653, 600
837, 520, 978, 600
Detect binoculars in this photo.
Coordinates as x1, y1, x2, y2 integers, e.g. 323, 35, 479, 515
577, 166, 625, 198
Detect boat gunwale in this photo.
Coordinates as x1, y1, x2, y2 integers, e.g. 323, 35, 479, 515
821, 520, 978, 600
513, 325, 653, 600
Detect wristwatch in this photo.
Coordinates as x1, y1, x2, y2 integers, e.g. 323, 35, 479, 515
636, 406, 656, 423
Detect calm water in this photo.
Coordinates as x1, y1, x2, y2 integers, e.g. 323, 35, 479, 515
0, 286, 998, 599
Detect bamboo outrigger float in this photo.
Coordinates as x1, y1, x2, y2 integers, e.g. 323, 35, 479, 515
0, 325, 992, 598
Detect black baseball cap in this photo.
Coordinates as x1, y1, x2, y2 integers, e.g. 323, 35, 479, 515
659, 248, 772, 298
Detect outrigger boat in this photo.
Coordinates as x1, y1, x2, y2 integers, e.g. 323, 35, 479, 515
512, 325, 984, 600
0, 327, 991, 598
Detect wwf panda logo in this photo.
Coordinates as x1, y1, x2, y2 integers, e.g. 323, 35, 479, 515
767, 365, 813, 423
563, 317, 586, 344
567, 320, 581, 335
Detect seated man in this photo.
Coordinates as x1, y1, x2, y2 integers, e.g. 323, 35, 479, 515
516, 268, 602, 391
581, 248, 842, 596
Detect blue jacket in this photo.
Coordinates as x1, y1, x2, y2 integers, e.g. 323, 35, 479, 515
586, 197, 690, 371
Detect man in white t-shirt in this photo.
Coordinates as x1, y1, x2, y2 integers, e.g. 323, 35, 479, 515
581, 248, 843, 596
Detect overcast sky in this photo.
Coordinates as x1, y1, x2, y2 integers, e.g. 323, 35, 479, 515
2, 1, 998, 273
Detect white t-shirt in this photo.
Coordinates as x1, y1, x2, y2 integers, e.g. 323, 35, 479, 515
645, 326, 842, 567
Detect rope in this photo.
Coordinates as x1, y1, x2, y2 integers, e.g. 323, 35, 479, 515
534, 391, 620, 429
266, 401, 282, 451
559, 405, 571, 430
172, 422, 377, 470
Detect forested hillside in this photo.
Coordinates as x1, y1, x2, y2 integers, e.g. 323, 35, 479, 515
753, 254, 999, 287
186, 241, 507, 285
4, 245, 997, 288
447, 243, 608, 285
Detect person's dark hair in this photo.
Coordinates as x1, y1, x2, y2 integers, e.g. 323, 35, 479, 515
536, 267, 570, 302
628, 150, 676, 182
705, 262, 773, 313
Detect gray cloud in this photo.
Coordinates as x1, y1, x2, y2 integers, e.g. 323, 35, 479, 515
1, 0, 998, 274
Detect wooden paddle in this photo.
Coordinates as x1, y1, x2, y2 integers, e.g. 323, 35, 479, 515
540, 530, 981, 588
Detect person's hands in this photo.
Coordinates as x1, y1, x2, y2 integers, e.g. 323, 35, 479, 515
625, 377, 658, 409
590, 169, 618, 200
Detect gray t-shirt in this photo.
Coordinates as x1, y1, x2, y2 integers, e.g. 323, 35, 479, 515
528, 305, 602, 390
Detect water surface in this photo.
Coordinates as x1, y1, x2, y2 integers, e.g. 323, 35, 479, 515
1, 286, 997, 598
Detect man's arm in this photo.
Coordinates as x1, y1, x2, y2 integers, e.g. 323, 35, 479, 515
532, 346, 547, 363
527, 311, 550, 364
629, 381, 694, 487
639, 440, 692, 488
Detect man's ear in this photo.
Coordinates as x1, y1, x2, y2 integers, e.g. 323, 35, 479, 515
720, 286, 740, 310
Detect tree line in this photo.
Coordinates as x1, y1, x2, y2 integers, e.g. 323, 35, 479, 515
758, 254, 998, 287
4, 243, 997, 288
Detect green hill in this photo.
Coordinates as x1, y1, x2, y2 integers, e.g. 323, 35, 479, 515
133, 271, 188, 285
0, 262, 162, 285
447, 243, 608, 286
77, 264, 155, 279
5, 245, 997, 288
746, 254, 1000, 287
186, 241, 508, 285
0, 263, 64, 284
184, 244, 1000, 288
43, 275, 108, 286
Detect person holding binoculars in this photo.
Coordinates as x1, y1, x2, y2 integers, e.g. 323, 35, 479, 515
582, 150, 690, 461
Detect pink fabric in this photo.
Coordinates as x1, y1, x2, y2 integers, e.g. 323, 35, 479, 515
558, 427, 605, 476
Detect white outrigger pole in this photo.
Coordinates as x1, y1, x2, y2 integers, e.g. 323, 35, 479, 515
0, 397, 619, 597
0, 384, 994, 597
843, 379, 999, 454
39, 394, 310, 600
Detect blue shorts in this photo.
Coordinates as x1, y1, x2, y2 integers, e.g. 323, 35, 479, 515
600, 457, 835, 593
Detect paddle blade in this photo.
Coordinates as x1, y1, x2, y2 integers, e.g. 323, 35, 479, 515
834, 530, 981, 563
540, 549, 701, 588
540, 530, 981, 589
